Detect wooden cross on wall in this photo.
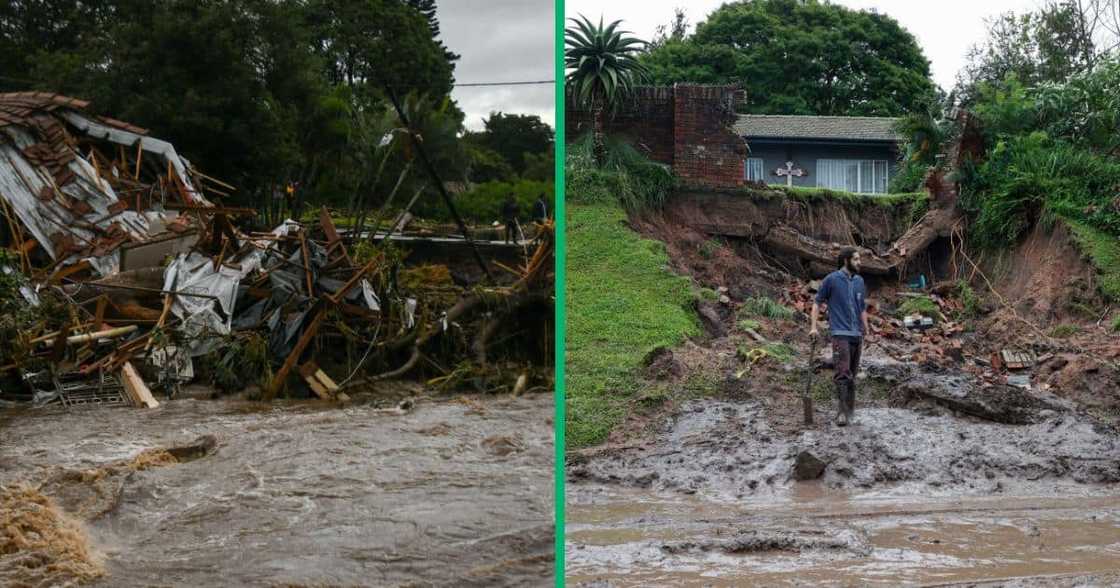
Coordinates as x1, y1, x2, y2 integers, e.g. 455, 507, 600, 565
775, 161, 806, 187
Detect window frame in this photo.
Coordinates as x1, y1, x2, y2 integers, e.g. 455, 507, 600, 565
815, 158, 890, 194
744, 157, 765, 182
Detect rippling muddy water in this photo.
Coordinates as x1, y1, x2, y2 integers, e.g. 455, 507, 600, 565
0, 392, 554, 587
567, 485, 1120, 586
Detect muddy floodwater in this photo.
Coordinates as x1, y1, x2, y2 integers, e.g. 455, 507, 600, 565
567, 400, 1120, 586
0, 392, 554, 587
568, 485, 1120, 586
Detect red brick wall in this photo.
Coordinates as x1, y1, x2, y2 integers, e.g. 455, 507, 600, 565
565, 84, 747, 189
672, 85, 748, 189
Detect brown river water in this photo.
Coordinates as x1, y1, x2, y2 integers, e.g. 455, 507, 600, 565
0, 392, 554, 587
567, 484, 1120, 586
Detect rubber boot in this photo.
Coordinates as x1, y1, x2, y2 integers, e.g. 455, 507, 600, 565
835, 382, 848, 427
845, 381, 857, 424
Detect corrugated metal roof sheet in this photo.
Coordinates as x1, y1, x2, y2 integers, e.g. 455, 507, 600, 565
734, 114, 902, 142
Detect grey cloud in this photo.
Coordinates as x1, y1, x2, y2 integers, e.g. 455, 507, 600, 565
437, 0, 555, 130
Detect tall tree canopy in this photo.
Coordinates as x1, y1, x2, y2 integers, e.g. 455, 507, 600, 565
640, 0, 937, 116
954, 1, 1116, 104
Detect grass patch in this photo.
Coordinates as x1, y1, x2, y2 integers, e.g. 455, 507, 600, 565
739, 296, 795, 320
680, 182, 927, 210
897, 296, 941, 319
737, 318, 761, 331
1064, 218, 1120, 302
566, 203, 700, 448
1111, 314, 1120, 332
698, 287, 719, 301
1050, 323, 1081, 338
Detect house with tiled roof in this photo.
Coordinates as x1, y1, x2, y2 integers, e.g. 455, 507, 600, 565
735, 114, 903, 194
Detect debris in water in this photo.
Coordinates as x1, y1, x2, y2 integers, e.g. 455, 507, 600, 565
0, 484, 105, 587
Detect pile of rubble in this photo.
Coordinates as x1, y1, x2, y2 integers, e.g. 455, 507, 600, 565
0, 93, 553, 408
782, 279, 1074, 394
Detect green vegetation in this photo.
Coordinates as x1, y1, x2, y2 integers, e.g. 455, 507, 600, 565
699, 238, 723, 259
691, 183, 927, 208
698, 287, 719, 301
739, 296, 795, 320
1065, 218, 1120, 301
956, 281, 983, 319
1111, 314, 1120, 332
640, 0, 937, 116
566, 134, 674, 210
566, 204, 699, 448
738, 342, 795, 364
1050, 324, 1081, 338
897, 296, 941, 319
196, 333, 273, 394
565, 14, 649, 163
413, 179, 554, 224
737, 318, 761, 331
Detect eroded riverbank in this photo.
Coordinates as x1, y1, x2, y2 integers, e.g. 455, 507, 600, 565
1, 392, 554, 587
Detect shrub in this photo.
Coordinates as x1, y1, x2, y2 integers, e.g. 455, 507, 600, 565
956, 280, 982, 318
566, 134, 674, 210
739, 296, 795, 320
1050, 324, 1080, 338
897, 296, 940, 319
699, 238, 722, 259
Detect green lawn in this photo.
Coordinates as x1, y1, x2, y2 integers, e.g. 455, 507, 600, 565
565, 203, 699, 448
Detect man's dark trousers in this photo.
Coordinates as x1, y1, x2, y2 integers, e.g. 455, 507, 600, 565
832, 335, 862, 420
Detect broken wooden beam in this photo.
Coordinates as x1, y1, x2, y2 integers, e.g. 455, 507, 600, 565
265, 307, 326, 400
120, 361, 160, 408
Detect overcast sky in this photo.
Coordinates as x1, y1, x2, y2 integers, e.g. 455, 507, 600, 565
565, 0, 1045, 91
438, 0, 555, 131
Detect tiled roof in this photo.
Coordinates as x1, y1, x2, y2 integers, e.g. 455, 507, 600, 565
734, 114, 902, 142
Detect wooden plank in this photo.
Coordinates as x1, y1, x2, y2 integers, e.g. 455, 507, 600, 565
298, 228, 314, 296
93, 296, 108, 329
315, 369, 339, 392
319, 206, 352, 265
265, 308, 326, 400
121, 361, 160, 408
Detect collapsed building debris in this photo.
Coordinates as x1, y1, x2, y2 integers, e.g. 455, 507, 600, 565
0, 93, 554, 408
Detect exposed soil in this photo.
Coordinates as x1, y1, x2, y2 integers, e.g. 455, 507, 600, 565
568, 197, 1120, 585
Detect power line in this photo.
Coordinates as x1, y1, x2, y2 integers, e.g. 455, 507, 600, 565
455, 80, 554, 87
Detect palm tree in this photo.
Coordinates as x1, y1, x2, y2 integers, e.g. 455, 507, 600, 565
565, 15, 649, 164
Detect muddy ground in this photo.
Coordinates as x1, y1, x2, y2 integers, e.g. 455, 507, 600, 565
1, 388, 554, 587
568, 203, 1120, 586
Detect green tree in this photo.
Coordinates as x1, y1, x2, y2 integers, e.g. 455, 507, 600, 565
468, 112, 553, 175
956, 2, 1097, 104
565, 15, 649, 163
641, 0, 937, 116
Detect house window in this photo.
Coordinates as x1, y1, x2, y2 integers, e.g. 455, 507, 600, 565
816, 159, 889, 194
745, 157, 764, 182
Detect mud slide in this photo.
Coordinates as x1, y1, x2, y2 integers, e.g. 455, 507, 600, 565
0, 392, 554, 587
